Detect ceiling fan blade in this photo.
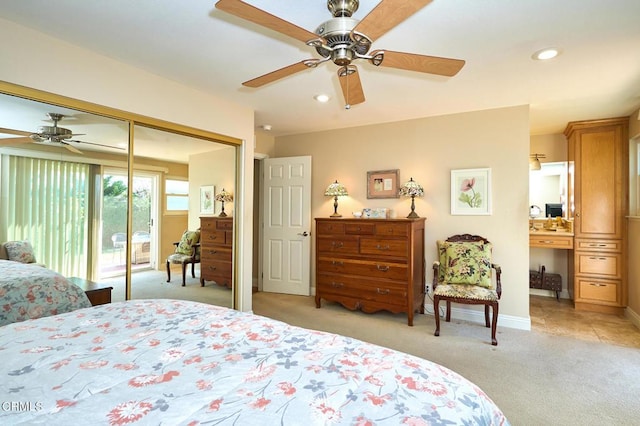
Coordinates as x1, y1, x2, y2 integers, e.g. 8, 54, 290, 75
0, 136, 32, 146
370, 50, 465, 77
354, 0, 432, 42
338, 65, 365, 106
0, 127, 31, 137
68, 139, 126, 151
243, 60, 317, 88
215, 0, 321, 44
61, 142, 83, 155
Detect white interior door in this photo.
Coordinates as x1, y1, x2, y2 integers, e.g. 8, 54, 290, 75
262, 156, 312, 295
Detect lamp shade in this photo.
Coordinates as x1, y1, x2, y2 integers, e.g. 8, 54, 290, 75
324, 180, 348, 197
399, 177, 424, 198
214, 188, 233, 203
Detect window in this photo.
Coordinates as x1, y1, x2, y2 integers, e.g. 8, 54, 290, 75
165, 178, 189, 212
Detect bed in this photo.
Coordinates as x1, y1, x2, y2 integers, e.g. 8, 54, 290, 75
0, 299, 509, 425
0, 259, 92, 327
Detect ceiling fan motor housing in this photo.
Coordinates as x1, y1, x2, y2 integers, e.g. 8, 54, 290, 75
314, 17, 371, 65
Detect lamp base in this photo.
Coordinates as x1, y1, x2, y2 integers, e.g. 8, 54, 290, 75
330, 212, 342, 218
218, 211, 228, 217
406, 211, 420, 219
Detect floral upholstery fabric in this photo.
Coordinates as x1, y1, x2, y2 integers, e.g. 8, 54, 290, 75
433, 283, 499, 301
175, 230, 200, 256
167, 253, 196, 265
436, 240, 492, 288
4, 240, 37, 264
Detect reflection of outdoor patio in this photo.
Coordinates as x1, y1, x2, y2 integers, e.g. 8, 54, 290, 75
100, 247, 150, 279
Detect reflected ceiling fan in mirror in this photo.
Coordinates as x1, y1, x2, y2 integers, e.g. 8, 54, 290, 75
215, 0, 465, 108
0, 112, 125, 154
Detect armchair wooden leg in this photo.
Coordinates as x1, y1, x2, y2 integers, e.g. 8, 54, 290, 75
484, 305, 491, 328
181, 263, 187, 287
434, 296, 441, 337
445, 301, 451, 322
166, 261, 171, 283
491, 303, 499, 346
191, 262, 196, 278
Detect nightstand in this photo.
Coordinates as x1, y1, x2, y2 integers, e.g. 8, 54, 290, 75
68, 277, 113, 306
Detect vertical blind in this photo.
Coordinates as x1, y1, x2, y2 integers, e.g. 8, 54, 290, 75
1, 155, 89, 277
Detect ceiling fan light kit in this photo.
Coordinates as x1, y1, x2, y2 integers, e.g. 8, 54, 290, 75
215, 0, 465, 108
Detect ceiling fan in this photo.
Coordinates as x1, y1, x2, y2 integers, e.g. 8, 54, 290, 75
0, 113, 124, 154
215, 0, 465, 108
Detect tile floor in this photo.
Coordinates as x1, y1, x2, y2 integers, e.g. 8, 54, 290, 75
530, 295, 640, 348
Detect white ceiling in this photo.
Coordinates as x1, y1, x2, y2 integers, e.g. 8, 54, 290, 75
1, 0, 639, 138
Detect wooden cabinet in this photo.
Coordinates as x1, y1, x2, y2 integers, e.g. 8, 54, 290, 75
200, 216, 233, 288
529, 233, 573, 249
565, 117, 628, 314
315, 217, 425, 326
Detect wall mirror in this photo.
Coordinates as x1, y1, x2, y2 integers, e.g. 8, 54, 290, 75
529, 161, 568, 219
0, 86, 237, 309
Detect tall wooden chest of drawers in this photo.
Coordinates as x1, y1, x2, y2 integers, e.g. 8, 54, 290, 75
200, 216, 233, 288
315, 217, 426, 326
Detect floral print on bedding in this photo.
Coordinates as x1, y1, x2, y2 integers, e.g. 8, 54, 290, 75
0, 299, 509, 425
0, 259, 91, 326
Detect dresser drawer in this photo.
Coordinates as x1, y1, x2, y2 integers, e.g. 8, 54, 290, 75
316, 221, 345, 235
376, 222, 409, 237
317, 257, 408, 281
202, 230, 227, 245
202, 260, 232, 277
201, 246, 232, 262
575, 239, 621, 252
317, 274, 407, 306
317, 236, 359, 254
575, 252, 621, 278
345, 223, 375, 235
576, 278, 620, 304
529, 235, 573, 249
360, 238, 407, 258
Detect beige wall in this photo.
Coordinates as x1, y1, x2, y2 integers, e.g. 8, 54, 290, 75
530, 133, 567, 163
0, 18, 256, 311
274, 105, 531, 327
255, 132, 276, 157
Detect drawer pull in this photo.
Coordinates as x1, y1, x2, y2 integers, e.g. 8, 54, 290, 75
376, 288, 390, 295
331, 260, 344, 266
376, 244, 390, 251
208, 266, 217, 271
208, 235, 218, 240
208, 250, 217, 255
589, 283, 606, 287
588, 243, 607, 247
588, 257, 607, 260
331, 241, 344, 249
376, 265, 390, 272
330, 282, 344, 288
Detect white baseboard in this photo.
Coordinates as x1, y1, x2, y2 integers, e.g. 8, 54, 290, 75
423, 305, 531, 331
626, 306, 640, 330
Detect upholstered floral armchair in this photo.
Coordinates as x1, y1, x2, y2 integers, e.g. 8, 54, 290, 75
432, 234, 502, 345
166, 229, 201, 286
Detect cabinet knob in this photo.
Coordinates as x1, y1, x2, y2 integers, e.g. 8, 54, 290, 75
376, 288, 390, 295
376, 265, 390, 272
376, 244, 390, 251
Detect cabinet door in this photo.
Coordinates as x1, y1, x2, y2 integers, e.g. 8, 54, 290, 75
572, 125, 626, 239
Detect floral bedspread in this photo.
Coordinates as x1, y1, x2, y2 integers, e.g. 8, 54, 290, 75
0, 299, 509, 425
0, 259, 91, 327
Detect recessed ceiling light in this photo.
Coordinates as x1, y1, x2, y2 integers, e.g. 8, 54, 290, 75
532, 48, 560, 61
314, 94, 330, 103
261, 124, 272, 131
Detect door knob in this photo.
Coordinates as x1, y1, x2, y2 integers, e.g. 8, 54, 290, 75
297, 231, 309, 237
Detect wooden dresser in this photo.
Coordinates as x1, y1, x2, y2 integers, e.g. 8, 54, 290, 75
200, 216, 233, 288
565, 117, 628, 314
315, 217, 425, 326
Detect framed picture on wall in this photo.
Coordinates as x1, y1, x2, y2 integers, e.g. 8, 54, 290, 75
451, 168, 492, 215
200, 185, 215, 214
367, 169, 400, 199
